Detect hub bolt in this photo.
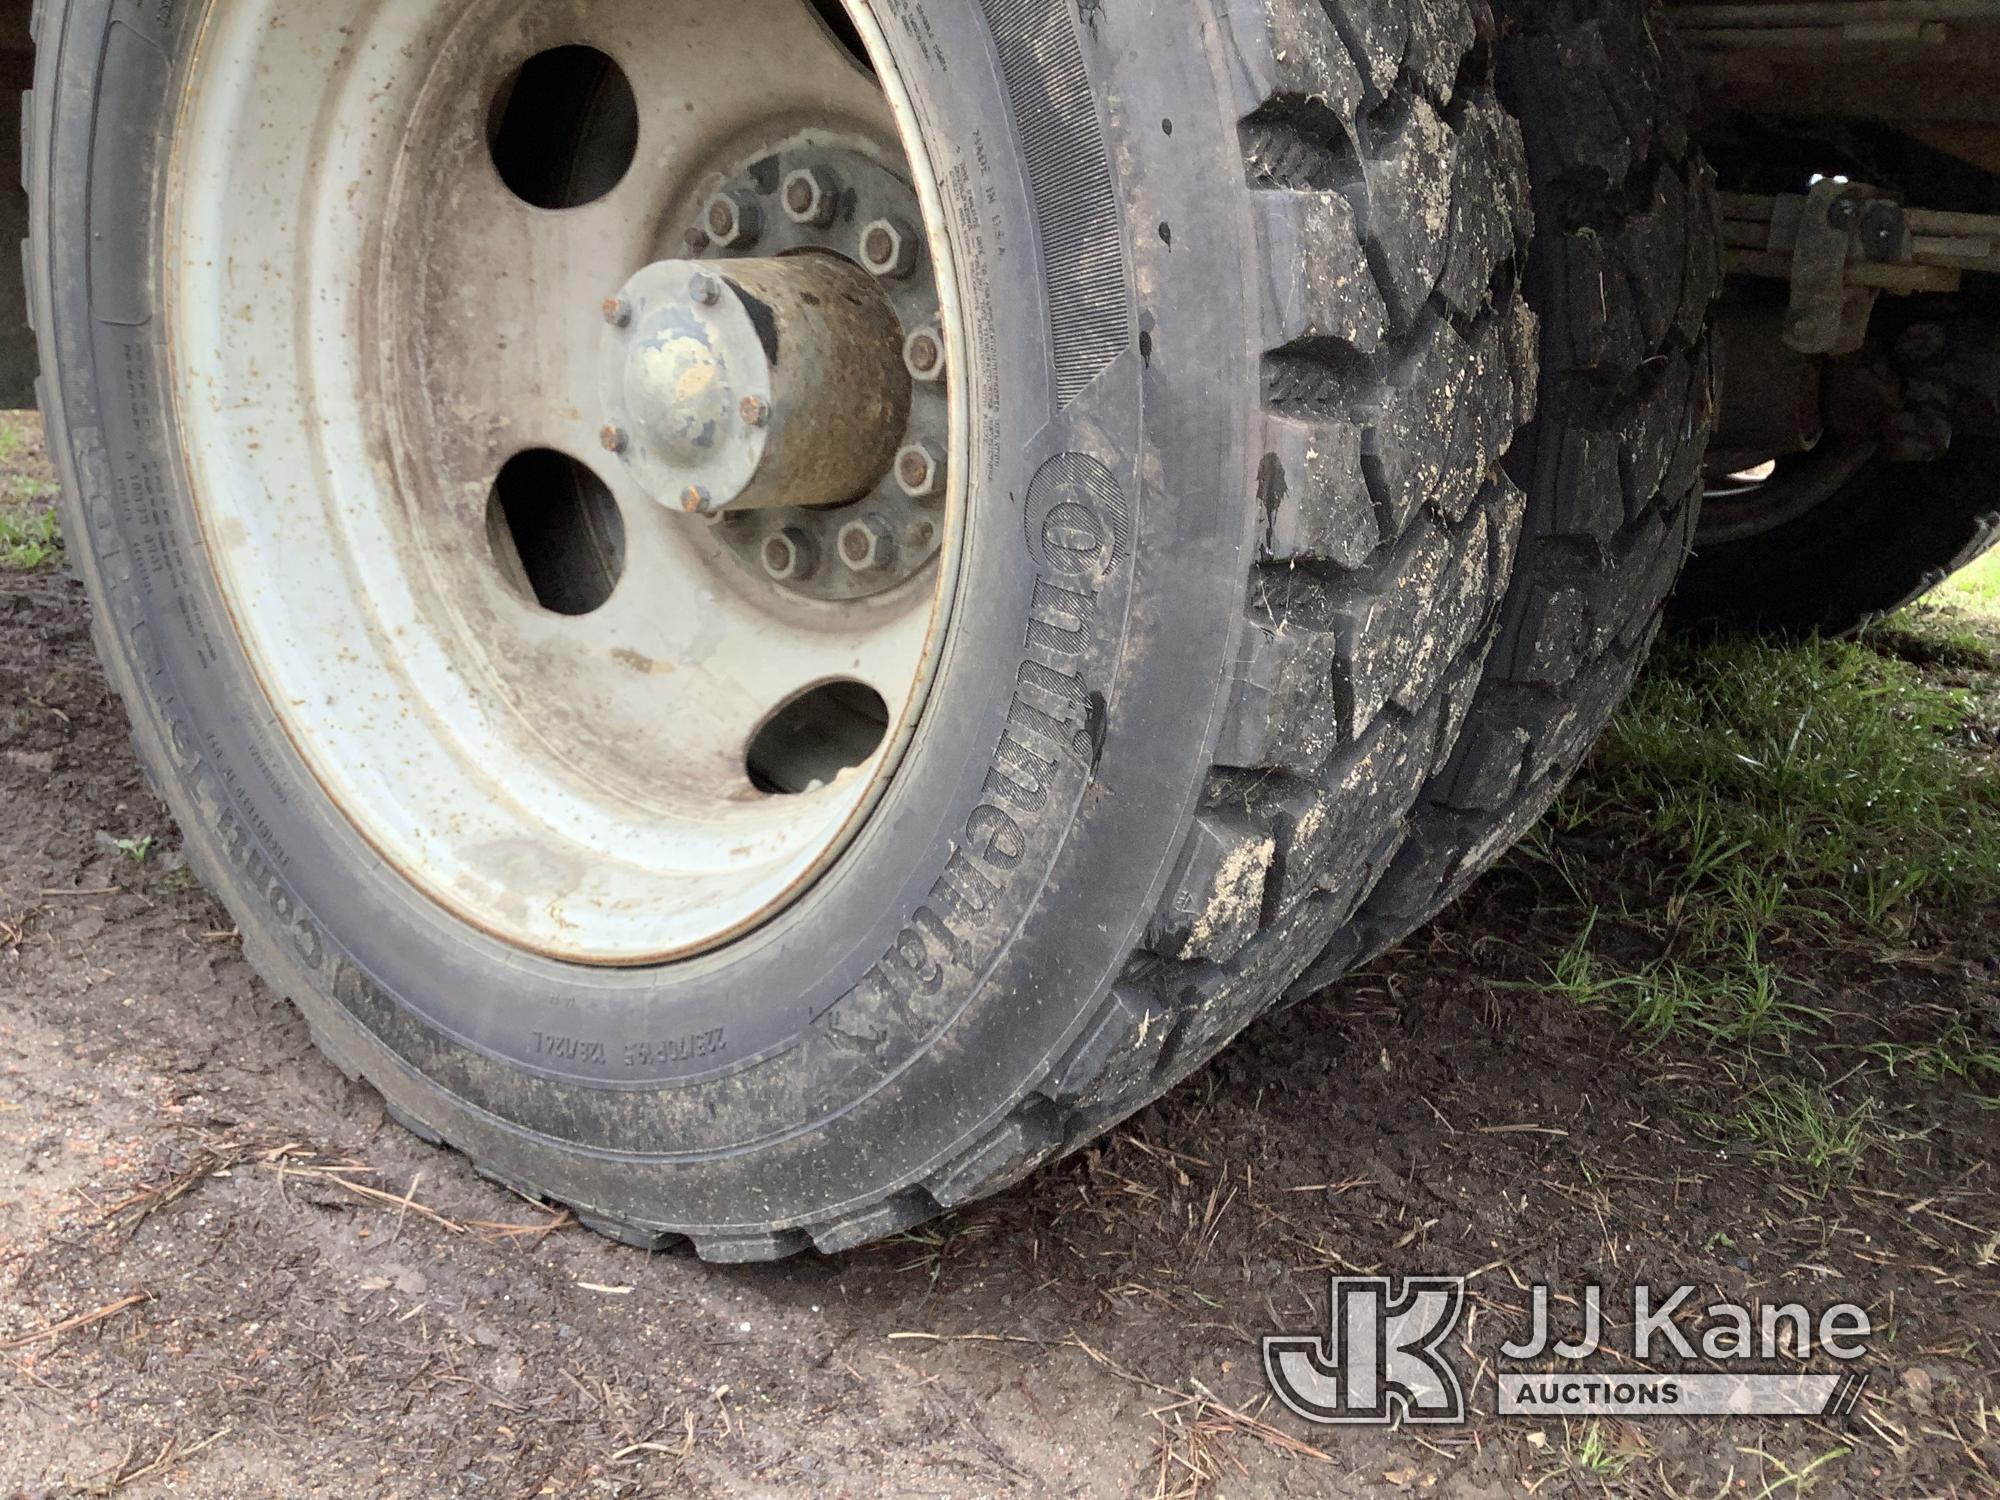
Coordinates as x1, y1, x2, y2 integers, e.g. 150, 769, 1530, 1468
603, 296, 633, 329
900, 444, 944, 502
739, 395, 771, 429
839, 515, 897, 573
762, 527, 819, 583
860, 217, 920, 280
683, 485, 718, 515
705, 191, 763, 250
689, 272, 723, 307
895, 442, 946, 501
601, 425, 629, 455
783, 167, 839, 228
904, 326, 945, 383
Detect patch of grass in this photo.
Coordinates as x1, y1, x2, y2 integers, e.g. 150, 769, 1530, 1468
1864, 1018, 2000, 1088
0, 504, 62, 570
1931, 546, 2000, 619
1714, 1079, 1881, 1183
1544, 915, 1811, 1046
1566, 1420, 1637, 1480
0, 410, 61, 571
0, 408, 32, 466
1745, 1444, 1852, 1499
1883, 547, 2000, 673
1502, 551, 2000, 1123
1609, 635, 1999, 925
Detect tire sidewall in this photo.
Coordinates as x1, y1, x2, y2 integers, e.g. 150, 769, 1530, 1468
33, 0, 1259, 1229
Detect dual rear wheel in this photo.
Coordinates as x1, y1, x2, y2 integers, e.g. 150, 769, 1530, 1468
27, 0, 1715, 1254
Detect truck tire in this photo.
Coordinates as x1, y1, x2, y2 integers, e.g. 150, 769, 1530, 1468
1292, 0, 1721, 985
1671, 440, 2000, 637
26, 0, 1537, 1256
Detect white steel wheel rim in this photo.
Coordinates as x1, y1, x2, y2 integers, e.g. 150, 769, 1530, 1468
165, 0, 968, 965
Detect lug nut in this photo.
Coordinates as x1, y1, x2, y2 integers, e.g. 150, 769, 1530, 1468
904, 326, 945, 383
682, 485, 718, 515
603, 296, 633, 328
705, 191, 762, 250
739, 395, 771, 429
860, 217, 920, 280
783, 167, 839, 228
600, 425, 629, 455
839, 515, 896, 573
762, 527, 819, 583
895, 441, 946, 501
688, 272, 723, 307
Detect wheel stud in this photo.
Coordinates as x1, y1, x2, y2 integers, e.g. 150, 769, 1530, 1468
762, 527, 818, 583
839, 515, 896, 573
895, 441, 945, 501
603, 296, 633, 329
705, 191, 762, 250
860, 217, 919, 280
739, 395, 771, 429
601, 425, 629, 455
783, 167, 839, 228
904, 326, 945, 383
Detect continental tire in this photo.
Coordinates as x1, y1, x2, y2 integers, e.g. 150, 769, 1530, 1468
26, 0, 1533, 1257
1293, 0, 1721, 987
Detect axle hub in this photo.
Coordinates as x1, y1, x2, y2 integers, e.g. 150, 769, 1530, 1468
598, 143, 951, 605
602, 254, 910, 516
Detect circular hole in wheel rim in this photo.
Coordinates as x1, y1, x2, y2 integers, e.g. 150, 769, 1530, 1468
164, 0, 969, 965
487, 450, 627, 616
748, 682, 891, 796
488, 45, 640, 210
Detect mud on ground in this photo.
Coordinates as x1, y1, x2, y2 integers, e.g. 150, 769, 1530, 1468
1, 424, 1997, 1496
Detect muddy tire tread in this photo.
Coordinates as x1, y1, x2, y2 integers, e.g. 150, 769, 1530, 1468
1293, 0, 1720, 987
1008, 0, 1537, 1201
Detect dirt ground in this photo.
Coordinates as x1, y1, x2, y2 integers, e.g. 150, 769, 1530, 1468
2, 412, 1998, 1497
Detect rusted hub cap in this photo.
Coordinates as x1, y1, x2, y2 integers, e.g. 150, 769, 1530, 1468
602, 256, 911, 516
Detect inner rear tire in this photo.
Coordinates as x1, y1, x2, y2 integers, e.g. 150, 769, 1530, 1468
1670, 440, 2000, 637
1293, 0, 1722, 984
